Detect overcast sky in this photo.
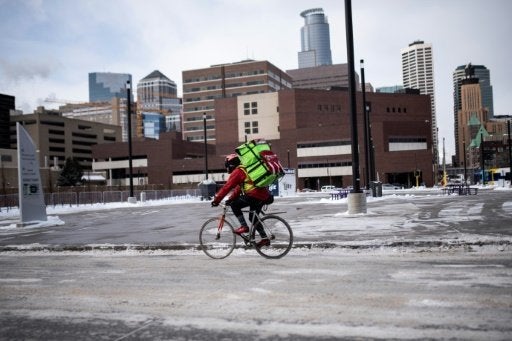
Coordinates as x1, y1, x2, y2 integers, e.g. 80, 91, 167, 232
1, 0, 511, 158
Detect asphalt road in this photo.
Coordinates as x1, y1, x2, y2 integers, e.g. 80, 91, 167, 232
1, 247, 511, 340
1, 189, 511, 250
1, 190, 511, 340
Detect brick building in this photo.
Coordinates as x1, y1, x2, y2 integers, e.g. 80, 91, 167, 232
91, 88, 434, 189
215, 88, 434, 188
181, 60, 292, 143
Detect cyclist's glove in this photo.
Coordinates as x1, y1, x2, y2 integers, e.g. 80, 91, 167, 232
211, 201, 219, 207
224, 199, 233, 206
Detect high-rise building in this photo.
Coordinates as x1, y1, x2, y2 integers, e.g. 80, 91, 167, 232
401, 40, 438, 176
457, 75, 489, 168
89, 72, 132, 102
453, 64, 493, 117
137, 70, 181, 138
0, 93, 14, 149
181, 60, 292, 143
452, 63, 493, 165
298, 8, 332, 68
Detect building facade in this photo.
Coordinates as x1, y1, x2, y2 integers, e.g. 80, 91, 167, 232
181, 60, 292, 143
90, 88, 433, 189
60, 98, 135, 143
453, 63, 494, 165
0, 93, 14, 149
136, 70, 182, 139
215, 88, 434, 189
401, 40, 438, 179
10, 107, 122, 170
298, 8, 332, 68
91, 132, 220, 187
89, 72, 132, 102
286, 63, 355, 90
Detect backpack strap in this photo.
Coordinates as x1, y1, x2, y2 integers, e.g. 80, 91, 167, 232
237, 166, 255, 193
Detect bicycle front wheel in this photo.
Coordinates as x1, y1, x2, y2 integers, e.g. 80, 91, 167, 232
254, 215, 293, 259
199, 217, 236, 259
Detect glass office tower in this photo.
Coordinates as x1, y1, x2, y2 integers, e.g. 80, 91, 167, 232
89, 72, 132, 102
298, 8, 333, 68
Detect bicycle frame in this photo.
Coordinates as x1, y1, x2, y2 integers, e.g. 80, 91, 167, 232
200, 203, 293, 259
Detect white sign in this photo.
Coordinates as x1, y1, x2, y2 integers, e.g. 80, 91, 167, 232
278, 168, 297, 196
17, 123, 47, 224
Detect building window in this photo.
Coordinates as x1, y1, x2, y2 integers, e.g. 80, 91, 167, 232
243, 101, 258, 115
252, 121, 258, 133
245, 121, 258, 134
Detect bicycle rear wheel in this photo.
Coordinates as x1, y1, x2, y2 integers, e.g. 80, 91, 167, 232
199, 217, 236, 259
254, 215, 293, 259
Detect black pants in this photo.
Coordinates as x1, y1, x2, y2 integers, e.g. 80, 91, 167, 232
230, 195, 267, 237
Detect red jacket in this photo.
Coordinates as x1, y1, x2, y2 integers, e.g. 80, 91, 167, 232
213, 167, 270, 204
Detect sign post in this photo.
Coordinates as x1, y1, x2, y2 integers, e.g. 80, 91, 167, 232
17, 123, 47, 225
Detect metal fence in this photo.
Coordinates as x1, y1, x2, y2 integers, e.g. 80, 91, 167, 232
0, 189, 202, 211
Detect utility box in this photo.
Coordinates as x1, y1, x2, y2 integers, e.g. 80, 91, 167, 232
199, 180, 217, 200
371, 181, 382, 197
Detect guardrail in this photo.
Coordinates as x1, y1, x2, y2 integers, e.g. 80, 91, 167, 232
441, 185, 478, 195
0, 189, 202, 212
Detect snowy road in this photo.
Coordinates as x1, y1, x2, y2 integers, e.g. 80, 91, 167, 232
1, 247, 511, 340
1, 189, 512, 339
1, 189, 511, 250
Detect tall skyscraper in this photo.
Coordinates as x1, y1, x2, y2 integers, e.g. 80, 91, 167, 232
89, 72, 132, 102
298, 8, 332, 68
137, 70, 181, 138
452, 63, 493, 165
401, 40, 438, 174
453, 64, 493, 117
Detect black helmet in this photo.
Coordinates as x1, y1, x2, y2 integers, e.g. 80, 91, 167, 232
225, 153, 240, 173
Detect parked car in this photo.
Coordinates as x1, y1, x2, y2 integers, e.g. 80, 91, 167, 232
382, 183, 402, 190
320, 185, 336, 192
300, 188, 316, 192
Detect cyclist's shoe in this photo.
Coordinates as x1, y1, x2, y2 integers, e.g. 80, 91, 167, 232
234, 225, 249, 235
256, 238, 270, 248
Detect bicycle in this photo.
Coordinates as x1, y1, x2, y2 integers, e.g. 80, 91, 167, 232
199, 204, 293, 259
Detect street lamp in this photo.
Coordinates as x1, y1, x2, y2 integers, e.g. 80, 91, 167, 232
344, 0, 366, 214
360, 59, 370, 190
480, 132, 486, 185
126, 80, 134, 201
203, 113, 209, 181
508, 120, 512, 185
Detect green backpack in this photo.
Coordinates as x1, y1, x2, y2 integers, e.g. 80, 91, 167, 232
235, 139, 285, 187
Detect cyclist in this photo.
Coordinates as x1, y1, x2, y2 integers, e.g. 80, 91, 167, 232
211, 153, 273, 247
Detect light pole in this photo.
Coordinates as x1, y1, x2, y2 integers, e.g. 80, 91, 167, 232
360, 59, 370, 190
480, 132, 486, 185
463, 133, 468, 185
508, 120, 511, 186
126, 81, 134, 201
344, 0, 366, 213
203, 113, 209, 181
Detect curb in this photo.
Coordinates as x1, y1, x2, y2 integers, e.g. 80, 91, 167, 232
1, 240, 510, 253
